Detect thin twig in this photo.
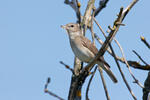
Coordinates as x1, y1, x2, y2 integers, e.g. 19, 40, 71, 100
64, 0, 81, 23
86, 66, 97, 100
95, 33, 150, 70
141, 36, 150, 49
94, 19, 149, 94
94, 14, 137, 98
75, 0, 82, 23
91, 11, 110, 99
127, 61, 150, 70
60, 61, 74, 74
98, 66, 110, 100
96, 8, 138, 97
44, 77, 51, 90
93, 16, 135, 99
114, 39, 144, 89
44, 77, 65, 100
94, 0, 109, 17
92, 17, 110, 100
122, 0, 139, 21
90, 7, 96, 44
93, 0, 147, 71
109, 44, 137, 100
93, 17, 106, 37
132, 50, 149, 66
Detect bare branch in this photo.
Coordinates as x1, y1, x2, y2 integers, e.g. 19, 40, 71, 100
141, 36, 150, 49
94, 31, 150, 71
132, 50, 149, 66
60, 61, 74, 74
64, 0, 81, 23
94, 0, 109, 17
128, 61, 150, 70
122, 0, 139, 21
109, 44, 137, 100
93, 16, 112, 100
86, 66, 97, 100
94, 9, 139, 97
114, 39, 144, 89
93, 17, 106, 37
90, 7, 96, 44
98, 66, 110, 100
81, 0, 95, 35
44, 77, 65, 100
44, 77, 51, 90
143, 72, 150, 100
93, 1, 149, 72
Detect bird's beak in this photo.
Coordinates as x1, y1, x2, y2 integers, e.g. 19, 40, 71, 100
61, 25, 67, 29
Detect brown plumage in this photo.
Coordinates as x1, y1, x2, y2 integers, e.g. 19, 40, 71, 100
61, 23, 118, 83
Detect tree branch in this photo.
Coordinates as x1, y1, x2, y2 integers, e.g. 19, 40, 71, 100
81, 0, 95, 35
98, 66, 110, 100
127, 61, 150, 70
114, 39, 144, 89
143, 72, 150, 100
64, 0, 81, 23
94, 0, 109, 17
93, 12, 150, 71
86, 66, 97, 100
132, 50, 149, 66
109, 43, 137, 100
60, 61, 74, 74
44, 77, 65, 100
90, 7, 96, 45
141, 36, 150, 50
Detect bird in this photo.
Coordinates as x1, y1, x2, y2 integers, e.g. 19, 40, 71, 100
61, 23, 118, 83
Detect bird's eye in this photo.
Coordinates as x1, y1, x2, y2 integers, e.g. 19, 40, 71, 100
70, 25, 74, 27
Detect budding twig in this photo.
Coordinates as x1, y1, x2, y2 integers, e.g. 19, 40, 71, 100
44, 77, 65, 100
60, 61, 74, 74
140, 36, 150, 49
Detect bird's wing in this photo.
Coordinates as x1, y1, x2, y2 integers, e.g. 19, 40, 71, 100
79, 35, 110, 68
79, 35, 98, 55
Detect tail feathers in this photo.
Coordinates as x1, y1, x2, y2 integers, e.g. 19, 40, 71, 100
97, 61, 118, 83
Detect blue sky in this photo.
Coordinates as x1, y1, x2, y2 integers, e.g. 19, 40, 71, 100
0, 0, 150, 100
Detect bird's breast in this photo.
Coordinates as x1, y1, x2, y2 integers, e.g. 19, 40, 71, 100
70, 40, 94, 63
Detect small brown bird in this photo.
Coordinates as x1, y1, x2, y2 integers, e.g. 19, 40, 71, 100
61, 23, 117, 83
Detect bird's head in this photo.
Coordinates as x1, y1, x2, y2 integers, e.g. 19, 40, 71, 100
61, 23, 81, 36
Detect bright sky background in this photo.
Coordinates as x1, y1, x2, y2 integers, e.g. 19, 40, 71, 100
0, 0, 150, 100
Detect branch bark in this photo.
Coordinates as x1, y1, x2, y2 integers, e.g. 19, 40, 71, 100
143, 72, 150, 100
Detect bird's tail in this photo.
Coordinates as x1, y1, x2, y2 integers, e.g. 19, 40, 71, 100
96, 61, 118, 83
